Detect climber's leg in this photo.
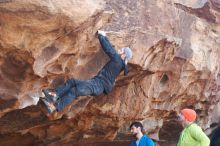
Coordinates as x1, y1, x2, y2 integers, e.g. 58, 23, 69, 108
54, 79, 104, 111
43, 79, 77, 103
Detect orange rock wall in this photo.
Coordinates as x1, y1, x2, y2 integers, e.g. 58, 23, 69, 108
0, 0, 219, 146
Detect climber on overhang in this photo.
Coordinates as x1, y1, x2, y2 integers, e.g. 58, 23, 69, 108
177, 108, 210, 146
41, 30, 133, 114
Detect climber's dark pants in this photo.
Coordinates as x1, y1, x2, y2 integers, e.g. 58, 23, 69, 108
54, 78, 104, 111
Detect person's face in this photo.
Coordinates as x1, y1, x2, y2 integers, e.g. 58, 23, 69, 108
118, 49, 126, 60
130, 125, 140, 136
118, 48, 124, 55
177, 113, 187, 127
177, 113, 184, 121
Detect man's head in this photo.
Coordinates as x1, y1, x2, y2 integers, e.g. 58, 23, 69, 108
118, 47, 133, 64
130, 121, 143, 136
178, 108, 197, 126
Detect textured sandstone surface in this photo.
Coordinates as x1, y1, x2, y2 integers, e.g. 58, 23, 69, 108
0, 0, 219, 146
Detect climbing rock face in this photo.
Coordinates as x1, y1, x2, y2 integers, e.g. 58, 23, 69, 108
0, 0, 219, 146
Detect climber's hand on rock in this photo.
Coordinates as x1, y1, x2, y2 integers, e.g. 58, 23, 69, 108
97, 30, 106, 37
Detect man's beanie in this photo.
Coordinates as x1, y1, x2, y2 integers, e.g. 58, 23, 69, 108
181, 108, 197, 122
122, 47, 132, 60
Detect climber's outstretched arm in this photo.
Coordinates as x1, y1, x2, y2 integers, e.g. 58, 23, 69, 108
97, 31, 118, 59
